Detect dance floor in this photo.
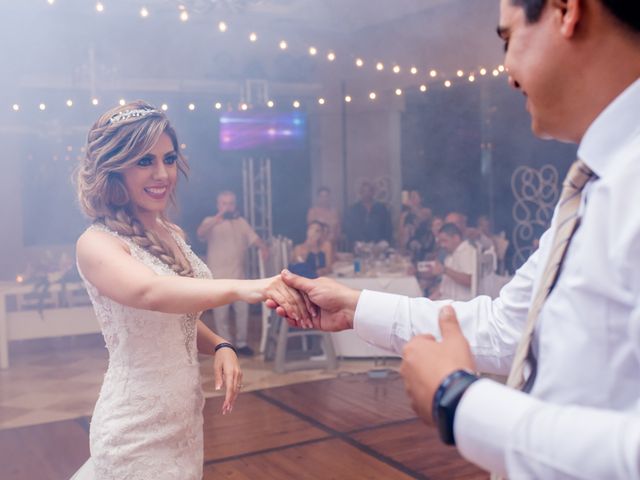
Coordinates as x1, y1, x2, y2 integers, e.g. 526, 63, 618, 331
0, 372, 487, 480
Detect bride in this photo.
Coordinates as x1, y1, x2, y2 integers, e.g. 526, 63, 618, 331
71, 100, 312, 479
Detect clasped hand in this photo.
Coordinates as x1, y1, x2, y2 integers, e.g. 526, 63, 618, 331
266, 271, 476, 425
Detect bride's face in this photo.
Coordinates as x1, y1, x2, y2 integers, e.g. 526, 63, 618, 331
121, 132, 177, 216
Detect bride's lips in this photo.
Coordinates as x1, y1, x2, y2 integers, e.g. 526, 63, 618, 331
144, 185, 169, 200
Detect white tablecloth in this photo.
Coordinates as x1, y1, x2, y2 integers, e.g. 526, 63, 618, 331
331, 274, 423, 358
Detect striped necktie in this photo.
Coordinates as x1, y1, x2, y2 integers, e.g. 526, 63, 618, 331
506, 159, 595, 391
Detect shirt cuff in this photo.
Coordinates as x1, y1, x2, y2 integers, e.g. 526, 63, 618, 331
354, 289, 405, 352
454, 378, 539, 476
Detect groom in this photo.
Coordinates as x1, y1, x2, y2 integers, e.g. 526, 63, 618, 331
269, 0, 640, 477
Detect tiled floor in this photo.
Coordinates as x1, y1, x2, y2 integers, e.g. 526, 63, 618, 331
0, 332, 400, 431
1, 372, 488, 480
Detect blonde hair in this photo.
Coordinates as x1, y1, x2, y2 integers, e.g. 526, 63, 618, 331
76, 100, 193, 277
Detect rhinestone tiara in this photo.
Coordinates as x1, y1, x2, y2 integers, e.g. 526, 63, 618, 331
108, 107, 159, 125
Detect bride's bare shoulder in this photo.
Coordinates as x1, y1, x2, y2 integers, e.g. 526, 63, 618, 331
77, 227, 130, 259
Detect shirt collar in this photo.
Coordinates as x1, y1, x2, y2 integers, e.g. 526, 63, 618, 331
577, 77, 640, 179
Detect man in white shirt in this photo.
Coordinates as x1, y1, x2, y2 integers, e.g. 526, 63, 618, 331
197, 191, 268, 356
269, 0, 640, 477
429, 223, 476, 301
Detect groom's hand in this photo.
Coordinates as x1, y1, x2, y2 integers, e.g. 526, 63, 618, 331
400, 306, 475, 423
265, 270, 361, 332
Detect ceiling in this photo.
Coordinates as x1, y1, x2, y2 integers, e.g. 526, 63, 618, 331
1, 0, 504, 105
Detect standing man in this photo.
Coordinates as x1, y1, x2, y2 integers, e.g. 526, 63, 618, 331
271, 0, 640, 477
198, 191, 269, 357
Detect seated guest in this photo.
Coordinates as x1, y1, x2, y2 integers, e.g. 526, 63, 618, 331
428, 223, 476, 301
467, 214, 498, 254
444, 211, 468, 237
289, 221, 332, 278
407, 219, 439, 297
307, 186, 341, 246
399, 190, 432, 253
407, 219, 436, 265
344, 181, 393, 249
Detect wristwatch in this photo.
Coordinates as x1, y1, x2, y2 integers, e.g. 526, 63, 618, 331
432, 369, 479, 445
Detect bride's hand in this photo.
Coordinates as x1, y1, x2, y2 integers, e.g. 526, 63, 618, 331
213, 346, 242, 415
261, 274, 316, 328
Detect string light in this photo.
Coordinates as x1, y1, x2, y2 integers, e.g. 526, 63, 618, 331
39, 103, 46, 111
240, 103, 248, 110
12, 104, 20, 111
444, 80, 452, 88
67, 8, 510, 95
66, 99, 73, 107
214, 102, 222, 110
344, 95, 352, 103
267, 100, 275, 108
118, 98, 126, 106
318, 98, 325, 105
188, 103, 195, 111
92, 98, 99, 106
419, 84, 428, 92
293, 100, 300, 108
369, 92, 376, 100
395, 88, 402, 96
161, 103, 168, 111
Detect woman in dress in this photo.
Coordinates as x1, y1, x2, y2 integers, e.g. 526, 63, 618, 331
290, 221, 333, 278
306, 186, 341, 247
72, 100, 311, 479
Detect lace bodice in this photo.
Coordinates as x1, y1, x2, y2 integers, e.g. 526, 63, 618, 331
77, 223, 212, 480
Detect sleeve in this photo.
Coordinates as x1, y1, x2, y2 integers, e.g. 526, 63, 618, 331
455, 352, 640, 478
354, 229, 549, 375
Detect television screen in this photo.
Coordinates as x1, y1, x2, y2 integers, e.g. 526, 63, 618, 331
219, 111, 306, 151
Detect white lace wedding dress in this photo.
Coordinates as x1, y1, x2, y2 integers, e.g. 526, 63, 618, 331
71, 223, 212, 480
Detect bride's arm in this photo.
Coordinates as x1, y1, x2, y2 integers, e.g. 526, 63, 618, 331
77, 229, 312, 325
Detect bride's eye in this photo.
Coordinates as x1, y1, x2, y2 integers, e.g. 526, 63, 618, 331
137, 155, 153, 167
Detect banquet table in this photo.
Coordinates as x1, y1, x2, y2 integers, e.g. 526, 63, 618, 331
0, 281, 98, 369
330, 273, 423, 358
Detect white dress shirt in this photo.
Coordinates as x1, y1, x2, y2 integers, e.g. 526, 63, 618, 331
353, 78, 640, 478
